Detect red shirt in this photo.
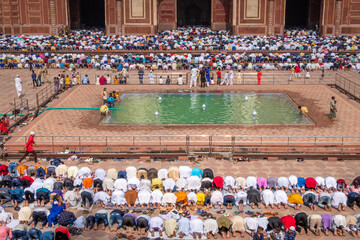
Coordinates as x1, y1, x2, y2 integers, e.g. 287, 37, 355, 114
21, 176, 34, 184
99, 77, 106, 85
212, 176, 224, 189
280, 215, 296, 229
305, 177, 317, 189
216, 71, 221, 77
26, 136, 35, 152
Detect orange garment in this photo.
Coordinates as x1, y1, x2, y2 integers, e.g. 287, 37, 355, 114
125, 189, 138, 205
83, 178, 94, 189
288, 194, 304, 204
176, 191, 188, 205
16, 165, 28, 175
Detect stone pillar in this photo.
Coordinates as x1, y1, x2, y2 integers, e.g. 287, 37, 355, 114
151, 0, 158, 34
232, 0, 237, 34
117, 0, 122, 35
267, 0, 274, 36
335, 0, 342, 36
49, 0, 57, 35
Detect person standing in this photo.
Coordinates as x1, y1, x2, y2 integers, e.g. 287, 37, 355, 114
295, 65, 301, 78
257, 70, 262, 85
31, 71, 38, 88
19, 132, 38, 163
53, 77, 59, 92
190, 67, 198, 87
229, 70, 234, 85
149, 70, 155, 84
37, 68, 42, 86
14, 74, 22, 98
236, 70, 242, 84
138, 69, 144, 84
221, 71, 229, 85
329, 96, 336, 119
200, 68, 206, 88
102, 88, 108, 105
216, 69, 222, 85
205, 67, 210, 87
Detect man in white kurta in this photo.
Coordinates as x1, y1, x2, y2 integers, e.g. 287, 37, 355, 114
274, 190, 288, 208
137, 189, 151, 208
15, 75, 22, 97
190, 67, 198, 87
331, 192, 347, 210
261, 189, 275, 208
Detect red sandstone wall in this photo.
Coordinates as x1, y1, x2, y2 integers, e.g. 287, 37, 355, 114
212, 0, 231, 30
339, 0, 360, 35
158, 0, 176, 31
1, 0, 360, 36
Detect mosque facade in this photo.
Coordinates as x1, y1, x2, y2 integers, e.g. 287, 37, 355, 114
0, 0, 359, 36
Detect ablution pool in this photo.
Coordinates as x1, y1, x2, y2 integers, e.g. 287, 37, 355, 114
103, 93, 310, 124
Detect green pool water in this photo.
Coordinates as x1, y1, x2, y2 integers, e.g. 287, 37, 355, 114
104, 93, 309, 124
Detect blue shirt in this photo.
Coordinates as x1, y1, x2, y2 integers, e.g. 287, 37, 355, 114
285, 231, 296, 240
192, 168, 203, 179
82, 76, 89, 84
108, 97, 114, 103
10, 188, 24, 198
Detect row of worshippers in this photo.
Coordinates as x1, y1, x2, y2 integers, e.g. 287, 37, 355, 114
0, 163, 359, 214
0, 27, 359, 52
1, 51, 359, 72
1, 204, 360, 239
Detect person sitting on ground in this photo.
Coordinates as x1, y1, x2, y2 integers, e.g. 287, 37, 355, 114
100, 104, 110, 116
298, 105, 309, 115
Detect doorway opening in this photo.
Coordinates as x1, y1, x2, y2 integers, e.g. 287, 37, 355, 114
177, 0, 211, 27
69, 0, 105, 29
285, 0, 321, 30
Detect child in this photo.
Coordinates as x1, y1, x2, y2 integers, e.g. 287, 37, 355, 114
0, 143, 8, 161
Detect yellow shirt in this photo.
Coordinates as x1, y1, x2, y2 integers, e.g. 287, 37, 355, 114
196, 192, 206, 205
102, 91, 107, 100
300, 107, 308, 114
100, 104, 108, 113
17, 165, 28, 176
114, 77, 119, 85
288, 194, 304, 204
152, 178, 163, 190
65, 77, 71, 85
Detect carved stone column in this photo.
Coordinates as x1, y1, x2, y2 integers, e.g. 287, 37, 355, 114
335, 0, 342, 36
49, 0, 57, 35
116, 0, 122, 35
267, 0, 274, 36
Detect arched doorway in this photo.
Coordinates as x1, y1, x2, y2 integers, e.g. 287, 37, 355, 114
285, 0, 321, 30
177, 0, 211, 27
69, 0, 105, 29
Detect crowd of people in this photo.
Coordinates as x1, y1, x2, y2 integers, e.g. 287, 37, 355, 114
1, 50, 360, 73
0, 28, 360, 73
0, 28, 360, 52
0, 161, 359, 239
